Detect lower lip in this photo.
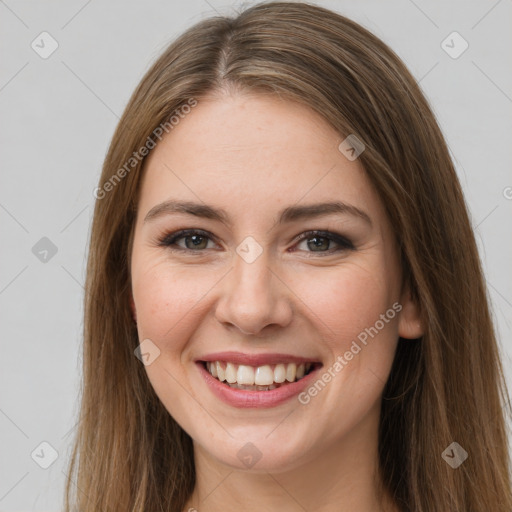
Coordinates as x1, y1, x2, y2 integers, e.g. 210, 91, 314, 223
197, 362, 321, 408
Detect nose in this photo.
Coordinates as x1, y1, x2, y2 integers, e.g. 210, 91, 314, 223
214, 247, 293, 336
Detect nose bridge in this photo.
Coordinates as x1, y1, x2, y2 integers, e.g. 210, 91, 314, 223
233, 245, 272, 297
232, 241, 276, 313
215, 237, 292, 335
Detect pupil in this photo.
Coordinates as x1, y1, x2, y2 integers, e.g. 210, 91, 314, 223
308, 236, 328, 251
187, 235, 206, 249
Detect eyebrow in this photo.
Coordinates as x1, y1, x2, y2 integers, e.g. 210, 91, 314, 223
143, 199, 372, 227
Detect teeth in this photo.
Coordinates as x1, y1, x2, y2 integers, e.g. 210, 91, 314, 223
254, 365, 274, 386
237, 365, 255, 385
228, 382, 278, 391
205, 361, 314, 388
216, 361, 225, 381
285, 363, 296, 382
225, 362, 237, 383
274, 363, 286, 383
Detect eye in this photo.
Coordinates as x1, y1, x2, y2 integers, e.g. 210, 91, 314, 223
291, 230, 355, 255
158, 229, 218, 252
158, 228, 354, 255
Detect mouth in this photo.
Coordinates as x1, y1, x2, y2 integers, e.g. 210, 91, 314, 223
201, 360, 320, 391
195, 351, 323, 408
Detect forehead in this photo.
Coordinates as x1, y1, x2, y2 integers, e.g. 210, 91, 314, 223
138, 93, 386, 228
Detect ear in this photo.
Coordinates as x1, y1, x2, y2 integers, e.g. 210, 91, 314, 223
130, 294, 137, 323
397, 285, 423, 339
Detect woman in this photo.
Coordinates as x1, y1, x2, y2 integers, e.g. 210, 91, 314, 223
64, 2, 512, 511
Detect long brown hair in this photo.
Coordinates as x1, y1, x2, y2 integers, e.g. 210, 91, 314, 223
64, 2, 512, 510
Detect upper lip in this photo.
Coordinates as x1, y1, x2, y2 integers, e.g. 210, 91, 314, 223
196, 351, 322, 367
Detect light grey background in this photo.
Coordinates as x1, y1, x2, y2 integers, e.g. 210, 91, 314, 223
1, 0, 511, 510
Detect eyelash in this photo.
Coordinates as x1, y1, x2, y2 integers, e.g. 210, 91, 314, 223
157, 228, 355, 256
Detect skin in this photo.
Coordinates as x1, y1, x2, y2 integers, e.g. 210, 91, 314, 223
129, 91, 423, 512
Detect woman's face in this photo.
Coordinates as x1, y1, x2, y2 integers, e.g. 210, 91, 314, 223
130, 92, 421, 472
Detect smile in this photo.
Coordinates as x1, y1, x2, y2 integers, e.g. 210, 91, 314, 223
203, 361, 316, 391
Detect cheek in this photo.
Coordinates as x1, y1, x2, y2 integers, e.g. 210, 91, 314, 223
133, 255, 206, 336
288, 264, 400, 432
287, 259, 401, 405
288, 260, 398, 346
131, 262, 208, 412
